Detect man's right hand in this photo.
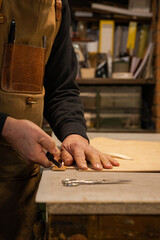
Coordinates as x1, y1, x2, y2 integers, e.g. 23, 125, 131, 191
1, 117, 60, 167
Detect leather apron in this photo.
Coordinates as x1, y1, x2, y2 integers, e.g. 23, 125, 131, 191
0, 0, 62, 239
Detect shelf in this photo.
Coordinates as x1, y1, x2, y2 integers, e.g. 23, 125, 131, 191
87, 128, 156, 133
71, 7, 152, 23
73, 16, 152, 24
42, 126, 155, 134
76, 78, 156, 85
72, 37, 93, 42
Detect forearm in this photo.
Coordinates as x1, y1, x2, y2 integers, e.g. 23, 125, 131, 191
43, 0, 88, 142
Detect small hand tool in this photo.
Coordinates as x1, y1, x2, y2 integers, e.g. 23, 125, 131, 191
43, 36, 47, 48
62, 178, 132, 186
46, 152, 62, 168
8, 19, 16, 43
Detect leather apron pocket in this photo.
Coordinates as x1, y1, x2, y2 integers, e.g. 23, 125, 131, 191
0, 41, 46, 126
1, 43, 46, 93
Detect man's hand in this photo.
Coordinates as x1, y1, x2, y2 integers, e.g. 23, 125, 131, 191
60, 134, 119, 170
2, 117, 60, 167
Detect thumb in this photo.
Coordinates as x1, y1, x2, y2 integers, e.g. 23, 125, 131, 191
35, 149, 52, 168
60, 147, 74, 165
38, 132, 60, 160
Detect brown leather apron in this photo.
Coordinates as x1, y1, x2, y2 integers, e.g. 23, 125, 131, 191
0, 0, 62, 239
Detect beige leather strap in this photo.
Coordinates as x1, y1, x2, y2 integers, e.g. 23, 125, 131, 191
56, 0, 62, 22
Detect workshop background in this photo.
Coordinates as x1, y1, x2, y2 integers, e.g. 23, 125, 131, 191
44, 0, 160, 134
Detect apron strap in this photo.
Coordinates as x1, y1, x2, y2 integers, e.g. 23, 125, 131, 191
55, 0, 62, 22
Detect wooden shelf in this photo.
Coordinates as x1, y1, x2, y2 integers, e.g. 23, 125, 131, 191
72, 37, 93, 42
76, 78, 156, 85
71, 7, 152, 23
42, 126, 155, 134
87, 128, 156, 133
73, 16, 152, 24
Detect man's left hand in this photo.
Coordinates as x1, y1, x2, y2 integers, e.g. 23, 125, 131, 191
60, 134, 119, 170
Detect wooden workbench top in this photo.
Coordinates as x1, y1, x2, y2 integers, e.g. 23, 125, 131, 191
36, 170, 160, 215
36, 133, 160, 215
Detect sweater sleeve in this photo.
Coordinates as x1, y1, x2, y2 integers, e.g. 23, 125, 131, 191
0, 113, 9, 136
43, 0, 88, 142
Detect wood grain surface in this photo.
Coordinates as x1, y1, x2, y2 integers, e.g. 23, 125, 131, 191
59, 137, 160, 172
89, 137, 160, 172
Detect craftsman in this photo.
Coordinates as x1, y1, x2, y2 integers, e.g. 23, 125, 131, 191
0, 0, 119, 239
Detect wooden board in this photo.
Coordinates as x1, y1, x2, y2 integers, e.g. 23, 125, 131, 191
60, 137, 160, 172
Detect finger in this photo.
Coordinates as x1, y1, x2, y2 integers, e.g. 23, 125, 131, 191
98, 154, 114, 169
72, 147, 88, 170
38, 134, 60, 159
60, 147, 74, 165
107, 155, 119, 166
85, 149, 103, 170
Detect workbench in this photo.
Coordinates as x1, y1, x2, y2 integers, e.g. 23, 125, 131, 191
36, 133, 160, 240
